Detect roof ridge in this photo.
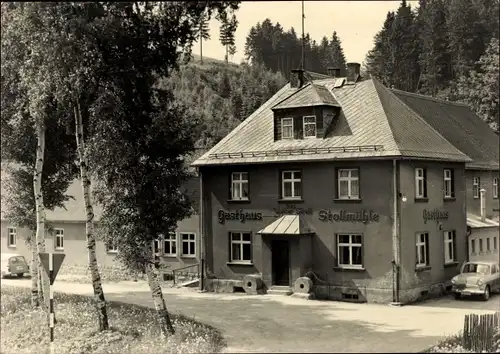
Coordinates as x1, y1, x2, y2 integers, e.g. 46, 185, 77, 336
390, 88, 469, 107
198, 84, 293, 161
373, 78, 471, 162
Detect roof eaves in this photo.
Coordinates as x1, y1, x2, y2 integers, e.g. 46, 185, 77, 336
375, 78, 472, 162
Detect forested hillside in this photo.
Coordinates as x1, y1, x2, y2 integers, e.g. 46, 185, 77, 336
162, 59, 287, 148
244, 19, 348, 79
365, 0, 499, 131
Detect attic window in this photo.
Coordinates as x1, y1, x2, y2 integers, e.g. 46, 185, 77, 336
281, 118, 294, 139
303, 116, 316, 138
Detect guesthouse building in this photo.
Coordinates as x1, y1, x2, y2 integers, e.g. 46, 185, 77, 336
192, 64, 499, 304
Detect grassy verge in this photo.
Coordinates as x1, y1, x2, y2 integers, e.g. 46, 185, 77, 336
1, 286, 226, 354
423, 332, 500, 353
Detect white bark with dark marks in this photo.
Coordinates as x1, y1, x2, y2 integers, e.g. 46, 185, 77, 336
145, 262, 175, 337
74, 100, 109, 331
33, 122, 47, 307
30, 230, 39, 308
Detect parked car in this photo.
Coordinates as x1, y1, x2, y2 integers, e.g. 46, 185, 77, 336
1, 253, 29, 278
451, 261, 500, 301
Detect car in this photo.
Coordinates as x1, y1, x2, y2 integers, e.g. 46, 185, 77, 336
1, 253, 29, 278
451, 261, 500, 301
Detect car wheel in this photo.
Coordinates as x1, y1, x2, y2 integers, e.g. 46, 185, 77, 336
16, 273, 23, 278
482, 286, 490, 301
453, 293, 461, 300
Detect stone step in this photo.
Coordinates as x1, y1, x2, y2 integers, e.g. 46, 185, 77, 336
267, 286, 293, 296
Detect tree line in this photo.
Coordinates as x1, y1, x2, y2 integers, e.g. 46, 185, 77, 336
365, 0, 499, 131
244, 19, 348, 78
1, 1, 240, 338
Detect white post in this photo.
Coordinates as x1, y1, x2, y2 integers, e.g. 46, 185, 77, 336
480, 188, 486, 222
49, 253, 54, 352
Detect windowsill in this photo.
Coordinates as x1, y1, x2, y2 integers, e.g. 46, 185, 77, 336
414, 198, 429, 203
443, 197, 456, 202
54, 248, 64, 252
473, 197, 479, 199
444, 261, 459, 268
278, 198, 304, 204
162, 254, 178, 259
7, 245, 16, 248
227, 262, 254, 266
227, 199, 251, 204
415, 266, 431, 272
106, 251, 118, 255
334, 198, 362, 203
180, 256, 197, 259
333, 266, 366, 272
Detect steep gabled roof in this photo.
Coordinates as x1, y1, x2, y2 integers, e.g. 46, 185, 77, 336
272, 83, 340, 110
192, 77, 472, 166
391, 89, 499, 170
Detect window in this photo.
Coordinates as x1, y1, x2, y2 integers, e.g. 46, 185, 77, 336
337, 234, 363, 268
443, 169, 454, 198
231, 172, 249, 200
230, 232, 252, 263
486, 237, 491, 252
181, 233, 196, 257
471, 239, 476, 253
163, 232, 177, 257
281, 118, 294, 139
494, 236, 498, 251
281, 170, 302, 199
493, 177, 498, 199
443, 231, 456, 264
106, 240, 118, 254
415, 168, 427, 198
7, 228, 16, 248
416, 232, 429, 268
152, 237, 162, 254
55, 229, 64, 250
303, 116, 317, 138
473, 177, 480, 199
479, 238, 483, 252
337, 168, 360, 199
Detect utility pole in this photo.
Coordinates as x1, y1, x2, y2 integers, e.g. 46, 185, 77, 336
301, 0, 305, 70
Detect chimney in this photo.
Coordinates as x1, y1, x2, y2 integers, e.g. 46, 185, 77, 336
346, 62, 361, 83
480, 188, 486, 221
290, 69, 305, 88
327, 67, 341, 78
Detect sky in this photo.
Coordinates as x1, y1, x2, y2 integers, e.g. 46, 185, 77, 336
192, 1, 419, 65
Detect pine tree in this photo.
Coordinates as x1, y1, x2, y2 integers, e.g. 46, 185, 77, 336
199, 12, 210, 65
327, 31, 347, 76
219, 14, 238, 64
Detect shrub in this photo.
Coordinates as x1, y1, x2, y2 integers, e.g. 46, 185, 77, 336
1, 286, 226, 354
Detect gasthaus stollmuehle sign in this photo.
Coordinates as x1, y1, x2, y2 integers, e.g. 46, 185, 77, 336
318, 209, 380, 223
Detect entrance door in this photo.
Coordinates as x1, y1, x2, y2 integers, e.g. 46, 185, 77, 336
272, 240, 290, 286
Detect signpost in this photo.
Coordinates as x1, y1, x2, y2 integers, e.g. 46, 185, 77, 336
38, 253, 65, 352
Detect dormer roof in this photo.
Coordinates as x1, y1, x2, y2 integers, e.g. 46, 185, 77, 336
271, 83, 340, 110
191, 76, 486, 167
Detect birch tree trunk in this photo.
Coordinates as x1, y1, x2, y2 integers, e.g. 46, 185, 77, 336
145, 261, 175, 337
30, 230, 39, 308
74, 100, 109, 331
33, 121, 47, 308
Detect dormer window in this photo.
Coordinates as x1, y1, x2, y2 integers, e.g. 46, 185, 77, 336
281, 118, 294, 139
303, 116, 317, 138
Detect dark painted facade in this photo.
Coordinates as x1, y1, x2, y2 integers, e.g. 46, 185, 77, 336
200, 159, 469, 302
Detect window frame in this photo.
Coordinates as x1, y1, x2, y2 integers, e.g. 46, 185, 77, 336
163, 232, 177, 257
471, 239, 476, 254
7, 227, 16, 248
443, 169, 454, 199
336, 233, 363, 269
229, 231, 252, 264
302, 115, 317, 139
281, 117, 294, 139
416, 232, 430, 268
443, 230, 456, 264
486, 237, 491, 252
415, 168, 427, 199
494, 236, 498, 251
230, 172, 249, 201
337, 168, 360, 200
106, 239, 119, 254
180, 232, 196, 258
281, 170, 302, 200
479, 238, 483, 253
54, 228, 64, 251
493, 177, 498, 199
473, 177, 480, 199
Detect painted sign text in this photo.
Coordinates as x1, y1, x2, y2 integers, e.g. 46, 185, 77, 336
318, 209, 380, 223
423, 209, 449, 224
218, 209, 262, 224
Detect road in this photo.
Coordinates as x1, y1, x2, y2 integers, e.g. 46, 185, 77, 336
2, 277, 498, 353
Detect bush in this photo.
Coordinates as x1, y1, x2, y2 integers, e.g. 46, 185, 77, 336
1, 286, 226, 354
426, 331, 500, 353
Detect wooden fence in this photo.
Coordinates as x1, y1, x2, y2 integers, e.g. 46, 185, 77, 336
462, 312, 500, 352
